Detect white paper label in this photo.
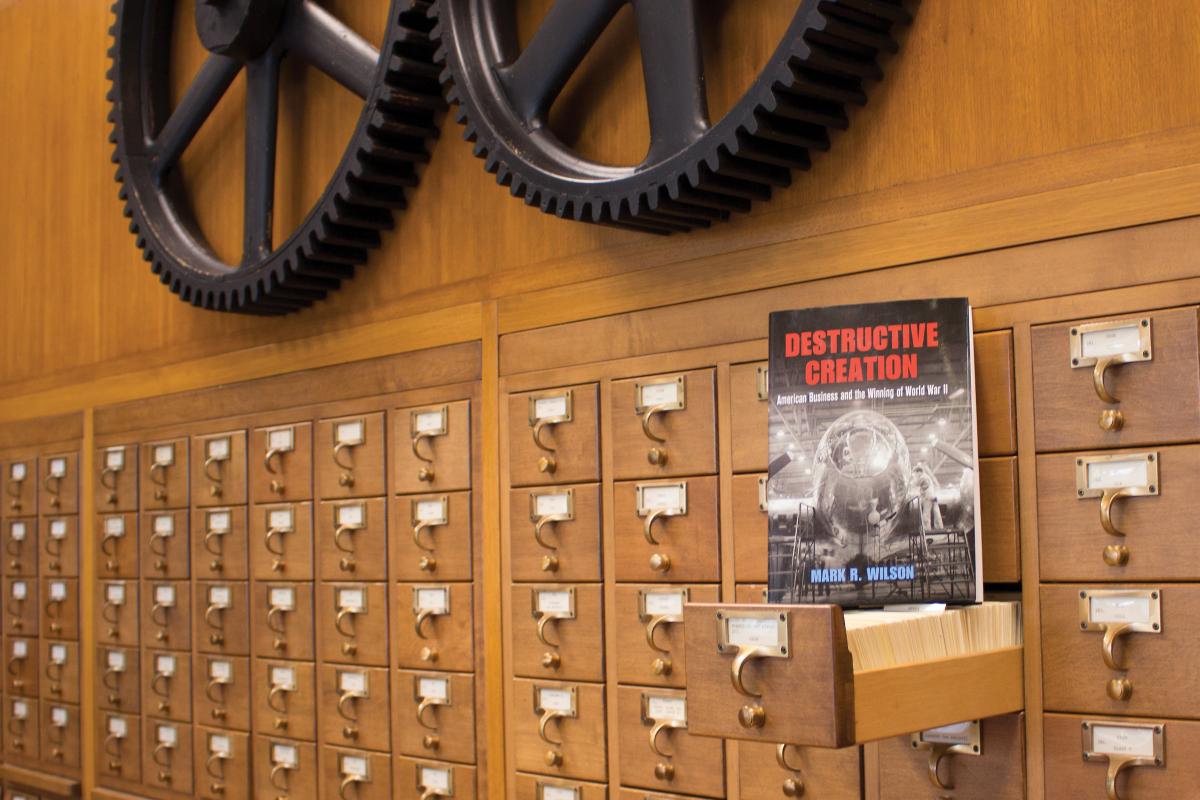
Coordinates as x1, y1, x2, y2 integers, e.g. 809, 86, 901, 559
208, 511, 231, 533
1092, 725, 1156, 757
270, 587, 296, 610
105, 583, 125, 605
640, 484, 684, 511
105, 448, 125, 470
49, 519, 66, 539
49, 458, 67, 478
341, 755, 369, 778
415, 410, 444, 433
337, 504, 364, 527
106, 650, 126, 671
642, 591, 685, 617
12, 639, 27, 658
9, 463, 25, 481
533, 396, 569, 420
49, 644, 66, 664
538, 688, 573, 713
11, 581, 26, 600
537, 591, 572, 615
339, 671, 367, 694
647, 695, 687, 723
207, 438, 230, 460
418, 677, 448, 701
725, 616, 780, 648
640, 380, 679, 406
534, 493, 571, 517
209, 586, 231, 607
154, 585, 176, 605
339, 588, 365, 611
416, 588, 447, 613
49, 581, 66, 601
153, 445, 174, 467
923, 721, 975, 745
1081, 325, 1142, 359
51, 706, 68, 727
108, 716, 127, 737
420, 767, 451, 792
271, 666, 296, 690
209, 660, 232, 681
9, 521, 25, 541
209, 734, 231, 757
154, 515, 174, 535
156, 654, 176, 676
157, 725, 177, 746
268, 428, 294, 451
269, 509, 294, 530
1088, 459, 1150, 490
416, 500, 445, 523
12, 700, 28, 719
272, 743, 298, 767
335, 421, 364, 446
103, 517, 123, 537
1090, 595, 1153, 625
541, 786, 578, 800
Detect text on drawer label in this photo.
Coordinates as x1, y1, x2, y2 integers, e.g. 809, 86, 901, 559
1092, 724, 1157, 757
339, 588, 365, 610
339, 671, 367, 694
533, 492, 571, 518
269, 509, 294, 530
416, 588, 448, 612
335, 421, 364, 446
533, 395, 569, 420
268, 428, 295, 451
647, 695, 687, 722
337, 504, 364, 527
538, 687, 574, 713
418, 677, 448, 701
421, 766, 451, 792
341, 754, 369, 778
537, 590, 573, 615
270, 587, 296, 609
641, 590, 685, 617
207, 511, 231, 532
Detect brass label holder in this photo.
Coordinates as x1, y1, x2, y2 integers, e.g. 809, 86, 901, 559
756, 365, 769, 401
1082, 719, 1164, 800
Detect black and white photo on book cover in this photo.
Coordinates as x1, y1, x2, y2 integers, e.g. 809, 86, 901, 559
766, 298, 983, 608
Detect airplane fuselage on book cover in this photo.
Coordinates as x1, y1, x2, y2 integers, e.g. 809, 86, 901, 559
766, 298, 983, 608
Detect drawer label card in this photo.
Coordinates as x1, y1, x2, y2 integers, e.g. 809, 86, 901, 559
155, 654, 176, 676
647, 695, 687, 723
335, 420, 364, 446
341, 754, 370, 779
105, 583, 126, 605
1070, 317, 1153, 368
339, 670, 368, 694
1087, 459, 1149, 490
207, 511, 231, 533
1079, 589, 1162, 637
108, 716, 127, 737
12, 699, 27, 719
420, 766, 451, 793
272, 742, 298, 767
153, 515, 174, 535
11, 639, 27, 658
154, 585, 176, 605
541, 786, 578, 800
268, 427, 295, 452
533, 394, 570, 421
209, 586, 231, 607
537, 687, 575, 714
726, 616, 781, 648
157, 724, 177, 746
209, 660, 232, 681
49, 644, 67, 664
1091, 595, 1152, 624
537, 590, 574, 615
415, 498, 447, 524
641, 589, 686, 618
209, 733, 231, 757
9, 463, 25, 481
10, 581, 25, 600
269, 508, 294, 530
337, 503, 364, 528
105, 448, 125, 470
1081, 324, 1142, 359
921, 720, 979, 746
106, 650, 126, 671
1092, 725, 1156, 757
103, 517, 123, 537
638, 378, 683, 410
271, 666, 297, 690
153, 445, 174, 467
637, 482, 687, 515
414, 408, 447, 435
418, 677, 449, 701
9, 521, 25, 541
533, 491, 572, 518
49, 519, 67, 539
49, 581, 67, 601
415, 587, 448, 613
49, 458, 67, 477
51, 706, 68, 727
207, 437, 230, 460
338, 587, 366, 612
269, 587, 296, 610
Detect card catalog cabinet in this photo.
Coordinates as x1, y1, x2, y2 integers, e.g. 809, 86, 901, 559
88, 344, 488, 799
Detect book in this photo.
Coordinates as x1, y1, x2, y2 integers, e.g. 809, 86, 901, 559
766, 298, 982, 608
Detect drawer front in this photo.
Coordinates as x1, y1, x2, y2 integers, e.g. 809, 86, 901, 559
98, 712, 140, 783
1044, 713, 1200, 798
396, 670, 476, 764
395, 400, 472, 494
41, 639, 80, 704
616, 686, 726, 798
732, 474, 767, 584
192, 506, 249, 581
98, 646, 140, 713
316, 412, 387, 499
41, 701, 81, 769
980, 457, 1021, 584
318, 582, 391, 667
96, 444, 138, 513
509, 384, 601, 486
42, 576, 79, 639
395, 491, 473, 582
143, 718, 195, 794
6, 635, 37, 696
395, 582, 472, 672
195, 726, 251, 800
39, 451, 78, 515
40, 515, 79, 577
613, 477, 720, 583
252, 421, 314, 504
615, 585, 719, 688
322, 746, 394, 800
252, 581, 315, 661
192, 430, 248, 508
1033, 308, 1200, 450
142, 649, 193, 723
253, 658, 317, 741
253, 735, 318, 799
1038, 446, 1197, 581
738, 740, 862, 799
513, 678, 607, 782
250, 501, 314, 581
98, 579, 138, 647
318, 497, 388, 582
878, 714, 1024, 799
511, 484, 602, 583
97, 512, 135, 578
318, 664, 391, 752
1041, 584, 1200, 717
3, 458, 36, 516
514, 773, 607, 800
195, 581, 250, 655
511, 583, 604, 682
4, 517, 37, 576
194, 654, 252, 731
395, 756, 478, 800
612, 369, 717, 480
5, 576, 37, 635
975, 331, 1018, 456
142, 437, 190, 510
141, 509, 190, 579
5, 696, 38, 758
142, 579, 192, 650
730, 361, 769, 474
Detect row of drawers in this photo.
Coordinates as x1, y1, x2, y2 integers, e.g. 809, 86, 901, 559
5, 577, 79, 639
0, 453, 78, 518
89, 401, 473, 512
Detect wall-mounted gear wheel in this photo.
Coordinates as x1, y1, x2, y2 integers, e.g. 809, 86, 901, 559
433, 0, 913, 234
108, 0, 444, 314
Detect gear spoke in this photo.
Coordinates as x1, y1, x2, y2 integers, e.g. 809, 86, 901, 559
151, 53, 241, 179
243, 53, 281, 264
495, 0, 626, 125
285, 0, 380, 99
632, 0, 709, 162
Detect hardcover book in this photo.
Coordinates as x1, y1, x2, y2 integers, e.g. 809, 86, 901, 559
766, 298, 983, 607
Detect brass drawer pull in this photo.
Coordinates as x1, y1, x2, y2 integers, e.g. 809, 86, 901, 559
538, 708, 567, 745
649, 718, 684, 757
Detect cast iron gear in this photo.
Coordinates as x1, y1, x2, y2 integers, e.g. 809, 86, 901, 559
108, 0, 445, 314
433, 0, 914, 234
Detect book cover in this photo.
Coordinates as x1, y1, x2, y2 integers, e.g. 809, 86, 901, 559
766, 298, 982, 607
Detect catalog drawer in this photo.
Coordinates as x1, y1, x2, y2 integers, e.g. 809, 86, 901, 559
613, 477, 720, 583
612, 370, 717, 480
514, 678, 607, 782
877, 714, 1025, 799
511, 484, 602, 583
616, 686, 725, 798
509, 384, 600, 486
512, 583, 604, 682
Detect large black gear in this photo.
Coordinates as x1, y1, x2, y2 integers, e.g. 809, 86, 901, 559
433, 0, 913, 234
108, 0, 444, 314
